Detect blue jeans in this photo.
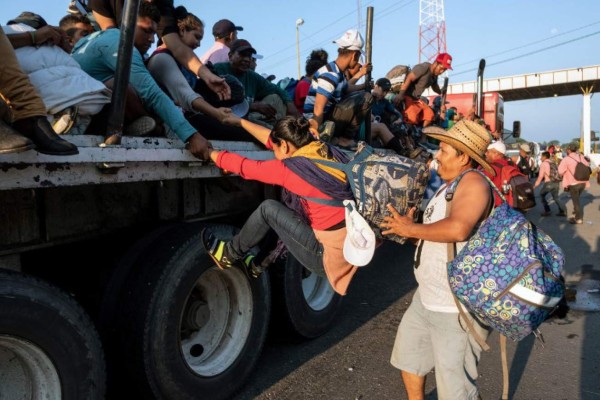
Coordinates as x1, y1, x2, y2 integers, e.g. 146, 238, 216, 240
228, 200, 326, 276
540, 181, 565, 213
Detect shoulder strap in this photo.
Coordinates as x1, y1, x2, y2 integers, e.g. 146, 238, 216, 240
445, 169, 506, 204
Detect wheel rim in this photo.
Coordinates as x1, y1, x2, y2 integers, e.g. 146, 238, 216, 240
180, 266, 253, 377
0, 335, 62, 399
301, 269, 335, 311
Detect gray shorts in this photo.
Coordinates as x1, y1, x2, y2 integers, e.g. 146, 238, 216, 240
390, 290, 490, 400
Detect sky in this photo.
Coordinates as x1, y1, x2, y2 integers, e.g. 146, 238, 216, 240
3, 0, 600, 144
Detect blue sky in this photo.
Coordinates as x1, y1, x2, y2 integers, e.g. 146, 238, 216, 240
3, 0, 599, 144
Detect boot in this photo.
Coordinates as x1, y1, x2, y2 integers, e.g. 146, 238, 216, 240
0, 119, 34, 154
13, 116, 78, 156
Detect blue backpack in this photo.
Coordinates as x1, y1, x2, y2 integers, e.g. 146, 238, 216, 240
446, 169, 565, 342
277, 77, 308, 101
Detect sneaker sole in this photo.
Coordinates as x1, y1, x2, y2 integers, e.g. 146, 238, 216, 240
201, 228, 230, 270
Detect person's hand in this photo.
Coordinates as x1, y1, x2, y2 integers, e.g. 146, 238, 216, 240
250, 103, 277, 119
222, 112, 242, 127
198, 67, 231, 101
392, 93, 404, 108
356, 62, 372, 78
308, 118, 320, 139
212, 107, 232, 123
186, 132, 212, 160
380, 205, 416, 237
35, 26, 64, 47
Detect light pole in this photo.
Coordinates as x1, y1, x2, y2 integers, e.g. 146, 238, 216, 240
295, 18, 304, 80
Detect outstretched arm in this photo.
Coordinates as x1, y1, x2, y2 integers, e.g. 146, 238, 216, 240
222, 114, 272, 145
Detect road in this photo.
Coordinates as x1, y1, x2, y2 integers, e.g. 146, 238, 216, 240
232, 179, 600, 400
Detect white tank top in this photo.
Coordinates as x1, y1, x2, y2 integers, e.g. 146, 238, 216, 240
414, 184, 466, 313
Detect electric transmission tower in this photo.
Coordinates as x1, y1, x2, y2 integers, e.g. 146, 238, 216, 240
418, 0, 446, 63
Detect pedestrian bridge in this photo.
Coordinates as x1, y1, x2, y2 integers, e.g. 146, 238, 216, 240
442, 64, 600, 101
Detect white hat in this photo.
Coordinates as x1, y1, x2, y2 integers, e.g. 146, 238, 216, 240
253, 53, 264, 60
520, 143, 531, 153
333, 29, 364, 52
487, 140, 506, 154
342, 200, 375, 267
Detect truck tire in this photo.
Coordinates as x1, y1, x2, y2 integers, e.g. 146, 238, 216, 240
0, 270, 105, 400
109, 223, 271, 400
271, 254, 343, 339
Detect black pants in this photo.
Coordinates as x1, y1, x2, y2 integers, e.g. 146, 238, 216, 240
329, 92, 374, 140
540, 181, 565, 213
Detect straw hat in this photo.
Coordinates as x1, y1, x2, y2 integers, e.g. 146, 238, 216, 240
423, 120, 495, 176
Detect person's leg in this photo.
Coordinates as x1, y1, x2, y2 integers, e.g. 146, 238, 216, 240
209, 199, 325, 276
539, 183, 551, 214
421, 104, 435, 128
247, 94, 286, 128
569, 183, 585, 222
390, 291, 434, 400
331, 92, 373, 146
549, 182, 566, 214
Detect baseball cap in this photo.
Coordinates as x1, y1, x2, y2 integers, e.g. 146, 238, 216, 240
261, 73, 276, 82
212, 19, 243, 39
520, 143, 531, 153
375, 78, 392, 92
7, 12, 48, 29
487, 140, 506, 155
333, 29, 364, 52
342, 200, 375, 267
253, 53, 264, 60
435, 53, 453, 70
229, 39, 256, 55
196, 74, 249, 117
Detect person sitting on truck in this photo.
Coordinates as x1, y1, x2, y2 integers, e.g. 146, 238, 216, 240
201, 115, 369, 296
146, 7, 253, 141
303, 29, 373, 149
371, 78, 402, 125
212, 39, 300, 129
88, 0, 231, 101
72, 2, 211, 158
392, 53, 453, 130
293, 49, 329, 114
58, 13, 94, 52
0, 24, 78, 155
200, 18, 243, 65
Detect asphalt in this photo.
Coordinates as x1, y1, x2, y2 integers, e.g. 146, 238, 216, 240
232, 179, 600, 400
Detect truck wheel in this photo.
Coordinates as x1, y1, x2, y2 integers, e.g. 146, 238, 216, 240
112, 223, 271, 400
0, 270, 105, 400
271, 254, 343, 339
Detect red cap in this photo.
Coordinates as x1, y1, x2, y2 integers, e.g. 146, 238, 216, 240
435, 53, 453, 70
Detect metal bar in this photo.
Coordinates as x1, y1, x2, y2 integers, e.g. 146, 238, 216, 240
476, 59, 486, 117
104, 0, 141, 145
364, 6, 374, 145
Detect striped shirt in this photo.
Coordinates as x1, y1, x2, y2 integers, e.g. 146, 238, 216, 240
303, 61, 347, 117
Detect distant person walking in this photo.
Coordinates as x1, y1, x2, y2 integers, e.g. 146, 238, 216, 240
534, 151, 566, 217
558, 143, 591, 224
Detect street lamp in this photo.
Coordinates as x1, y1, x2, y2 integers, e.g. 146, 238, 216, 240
296, 18, 304, 80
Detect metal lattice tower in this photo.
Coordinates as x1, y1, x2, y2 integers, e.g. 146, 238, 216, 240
419, 0, 446, 63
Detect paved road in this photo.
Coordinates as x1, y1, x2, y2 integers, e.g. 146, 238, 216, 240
233, 180, 600, 400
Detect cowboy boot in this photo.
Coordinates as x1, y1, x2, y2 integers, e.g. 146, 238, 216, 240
13, 116, 78, 156
0, 119, 34, 154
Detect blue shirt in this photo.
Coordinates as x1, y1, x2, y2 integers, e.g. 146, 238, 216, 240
371, 98, 401, 119
303, 61, 347, 117
72, 29, 196, 142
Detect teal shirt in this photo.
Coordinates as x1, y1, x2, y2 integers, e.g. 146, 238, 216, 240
212, 63, 291, 104
72, 29, 196, 142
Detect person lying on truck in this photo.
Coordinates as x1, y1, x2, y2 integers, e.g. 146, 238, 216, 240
212, 38, 300, 129
201, 115, 370, 296
0, 24, 78, 155
72, 2, 211, 158
5, 12, 111, 136
303, 29, 373, 149
391, 53, 453, 130
88, 0, 230, 101
58, 13, 94, 52
147, 8, 254, 142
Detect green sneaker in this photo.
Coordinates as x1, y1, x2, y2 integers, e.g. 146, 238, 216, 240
242, 254, 264, 278
201, 228, 237, 269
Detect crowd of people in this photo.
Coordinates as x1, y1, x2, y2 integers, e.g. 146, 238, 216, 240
0, 2, 598, 400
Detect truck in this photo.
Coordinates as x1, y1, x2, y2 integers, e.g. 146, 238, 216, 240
0, 3, 344, 398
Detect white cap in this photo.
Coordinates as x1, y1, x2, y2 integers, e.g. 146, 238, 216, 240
229, 99, 249, 117
342, 200, 375, 267
520, 143, 531, 153
333, 29, 364, 52
487, 140, 506, 155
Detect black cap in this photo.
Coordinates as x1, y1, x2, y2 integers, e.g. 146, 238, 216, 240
7, 12, 48, 29
212, 19, 243, 38
375, 78, 392, 92
229, 39, 256, 55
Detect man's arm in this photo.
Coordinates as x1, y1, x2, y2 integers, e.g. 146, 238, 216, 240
310, 93, 329, 127
392, 71, 417, 107
381, 171, 490, 242
6, 26, 65, 50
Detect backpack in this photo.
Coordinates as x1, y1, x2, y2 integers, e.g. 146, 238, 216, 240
571, 154, 591, 181
494, 162, 536, 210
516, 155, 532, 176
277, 77, 307, 101
547, 159, 562, 182
304, 143, 429, 244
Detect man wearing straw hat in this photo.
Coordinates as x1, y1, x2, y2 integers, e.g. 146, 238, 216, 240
381, 119, 495, 399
